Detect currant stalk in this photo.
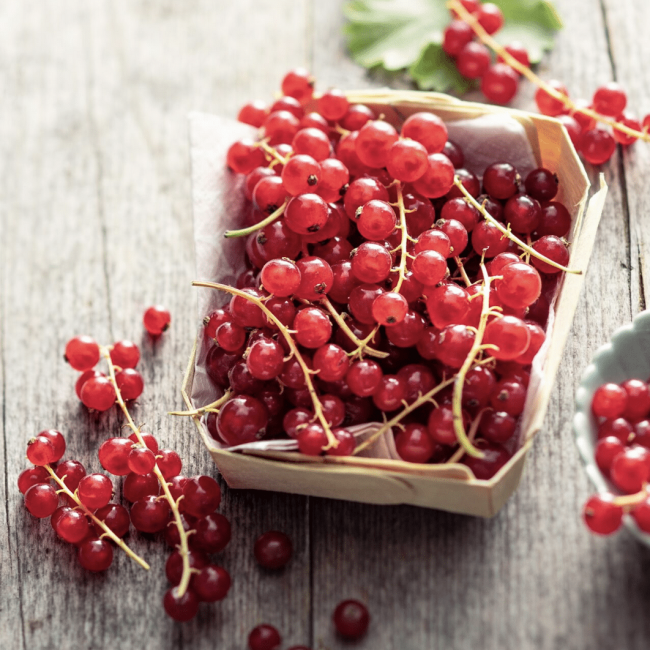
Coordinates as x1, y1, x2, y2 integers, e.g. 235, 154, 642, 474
257, 139, 290, 166
168, 390, 233, 417
192, 281, 339, 450
392, 181, 411, 293
454, 177, 580, 274
45, 464, 150, 570
320, 297, 387, 359
447, 0, 650, 143
223, 201, 287, 239
451, 264, 498, 460
100, 346, 194, 597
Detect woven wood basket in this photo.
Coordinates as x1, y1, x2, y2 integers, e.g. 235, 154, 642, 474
184, 90, 606, 517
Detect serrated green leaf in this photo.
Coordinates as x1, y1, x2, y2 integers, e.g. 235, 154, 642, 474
344, 0, 562, 90
344, 0, 449, 70
409, 43, 475, 93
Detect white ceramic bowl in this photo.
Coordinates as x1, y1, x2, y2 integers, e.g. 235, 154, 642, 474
573, 310, 650, 545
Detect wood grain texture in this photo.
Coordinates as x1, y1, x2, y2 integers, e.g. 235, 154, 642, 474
1, 0, 650, 649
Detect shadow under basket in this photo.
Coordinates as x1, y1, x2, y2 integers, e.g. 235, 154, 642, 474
185, 90, 607, 518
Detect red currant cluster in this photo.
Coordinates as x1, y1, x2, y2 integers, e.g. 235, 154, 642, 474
583, 379, 650, 536
20, 310, 238, 623
443, 0, 523, 105
202, 68, 575, 475
447, 0, 650, 166
534, 81, 645, 166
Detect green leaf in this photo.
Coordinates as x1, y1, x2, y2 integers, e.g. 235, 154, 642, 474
344, 0, 562, 91
409, 43, 475, 93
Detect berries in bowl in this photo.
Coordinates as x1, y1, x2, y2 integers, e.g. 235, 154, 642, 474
574, 310, 650, 543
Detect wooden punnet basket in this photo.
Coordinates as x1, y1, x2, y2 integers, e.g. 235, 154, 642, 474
185, 90, 606, 518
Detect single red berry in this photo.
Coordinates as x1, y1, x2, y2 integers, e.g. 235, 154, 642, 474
248, 624, 282, 650
24, 483, 59, 518
55, 459, 86, 491
583, 494, 623, 535
94, 503, 130, 538
80, 376, 116, 411
116, 368, 144, 401
98, 438, 134, 476
110, 340, 140, 368
26, 435, 57, 466
254, 531, 293, 569
182, 475, 222, 518
123, 472, 159, 502
64, 336, 100, 371
592, 383, 628, 419
131, 494, 171, 533
192, 565, 232, 602
77, 473, 113, 510
75, 369, 105, 400
163, 587, 199, 622
193, 513, 232, 553
157, 449, 183, 479
56, 509, 91, 544
143, 305, 171, 335
78, 538, 114, 571
18, 466, 50, 494
127, 447, 156, 475
333, 599, 370, 640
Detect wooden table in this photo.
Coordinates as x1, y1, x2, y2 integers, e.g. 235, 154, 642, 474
2, 1, 650, 648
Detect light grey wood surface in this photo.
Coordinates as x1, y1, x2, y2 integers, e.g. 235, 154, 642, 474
1, 1, 650, 649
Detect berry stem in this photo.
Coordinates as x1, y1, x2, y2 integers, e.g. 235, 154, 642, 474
100, 347, 194, 596
393, 181, 409, 293
446, 407, 486, 464
456, 178, 581, 274
353, 356, 495, 455
447, 0, 650, 143
168, 390, 233, 417
223, 201, 287, 239
257, 139, 290, 166
193, 281, 339, 450
611, 489, 648, 510
44, 464, 150, 570
451, 266, 495, 460
454, 256, 472, 287
320, 297, 387, 359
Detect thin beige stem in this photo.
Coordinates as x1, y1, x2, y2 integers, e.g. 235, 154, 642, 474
446, 407, 487, 464
320, 297, 387, 359
447, 0, 650, 143
393, 182, 409, 292
455, 178, 581, 274
257, 140, 290, 166
192, 282, 339, 450
100, 347, 193, 596
450, 265, 492, 459
45, 465, 150, 570
168, 390, 232, 417
454, 256, 472, 287
224, 201, 287, 239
